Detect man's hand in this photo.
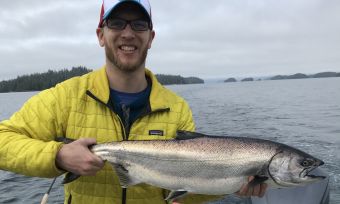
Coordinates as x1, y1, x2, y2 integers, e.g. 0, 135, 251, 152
236, 176, 268, 198
56, 138, 104, 175
172, 176, 267, 204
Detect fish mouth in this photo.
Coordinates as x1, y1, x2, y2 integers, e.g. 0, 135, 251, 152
300, 161, 326, 180
303, 168, 326, 179
306, 174, 326, 179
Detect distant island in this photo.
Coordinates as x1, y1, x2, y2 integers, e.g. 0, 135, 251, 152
156, 74, 204, 85
0, 67, 204, 93
224, 71, 340, 83
241, 77, 254, 82
224, 78, 237, 83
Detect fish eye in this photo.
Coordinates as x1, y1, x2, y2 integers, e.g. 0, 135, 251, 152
301, 158, 314, 167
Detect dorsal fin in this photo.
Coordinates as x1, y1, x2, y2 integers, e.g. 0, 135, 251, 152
176, 131, 206, 140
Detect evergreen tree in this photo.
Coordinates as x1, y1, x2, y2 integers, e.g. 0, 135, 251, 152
0, 66, 92, 93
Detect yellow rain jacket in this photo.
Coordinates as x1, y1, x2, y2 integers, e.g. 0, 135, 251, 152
0, 67, 220, 204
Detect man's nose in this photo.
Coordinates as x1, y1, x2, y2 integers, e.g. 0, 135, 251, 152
121, 24, 135, 39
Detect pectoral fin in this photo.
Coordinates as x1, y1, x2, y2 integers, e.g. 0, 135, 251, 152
248, 176, 269, 187
113, 164, 141, 188
165, 190, 188, 201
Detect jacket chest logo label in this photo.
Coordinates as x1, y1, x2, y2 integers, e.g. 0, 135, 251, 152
149, 130, 164, 136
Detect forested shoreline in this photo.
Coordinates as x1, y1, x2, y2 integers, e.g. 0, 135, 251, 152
0, 67, 91, 93
0, 67, 204, 93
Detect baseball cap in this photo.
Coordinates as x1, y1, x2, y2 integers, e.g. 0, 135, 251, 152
98, 0, 152, 28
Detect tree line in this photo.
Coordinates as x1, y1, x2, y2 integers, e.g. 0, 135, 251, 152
155, 74, 204, 85
0, 67, 92, 93
0, 67, 204, 93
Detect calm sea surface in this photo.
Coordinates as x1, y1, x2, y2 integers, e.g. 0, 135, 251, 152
0, 78, 339, 203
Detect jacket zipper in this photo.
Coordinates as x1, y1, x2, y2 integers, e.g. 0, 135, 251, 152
87, 91, 128, 204
117, 112, 127, 204
86, 91, 170, 204
119, 106, 169, 204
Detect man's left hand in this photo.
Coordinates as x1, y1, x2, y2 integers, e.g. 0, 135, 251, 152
172, 176, 268, 204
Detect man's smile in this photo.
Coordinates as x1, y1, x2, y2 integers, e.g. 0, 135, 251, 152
119, 45, 137, 53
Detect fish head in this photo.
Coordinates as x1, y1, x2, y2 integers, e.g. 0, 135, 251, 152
268, 147, 325, 187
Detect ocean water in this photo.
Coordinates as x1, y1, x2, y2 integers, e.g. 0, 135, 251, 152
0, 77, 339, 203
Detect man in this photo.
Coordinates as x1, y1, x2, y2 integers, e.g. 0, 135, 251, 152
0, 0, 266, 203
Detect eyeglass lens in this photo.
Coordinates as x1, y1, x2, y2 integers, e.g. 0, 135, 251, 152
106, 18, 149, 31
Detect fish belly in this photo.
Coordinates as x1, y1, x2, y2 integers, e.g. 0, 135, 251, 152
123, 157, 249, 194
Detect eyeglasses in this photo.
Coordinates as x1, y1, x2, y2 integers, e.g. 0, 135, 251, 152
104, 18, 151, 31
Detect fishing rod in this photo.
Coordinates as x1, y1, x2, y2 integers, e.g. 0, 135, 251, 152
40, 177, 57, 204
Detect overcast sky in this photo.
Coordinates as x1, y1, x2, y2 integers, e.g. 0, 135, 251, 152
1, 0, 340, 80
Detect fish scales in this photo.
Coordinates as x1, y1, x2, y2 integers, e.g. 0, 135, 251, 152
92, 137, 280, 194
61, 131, 325, 197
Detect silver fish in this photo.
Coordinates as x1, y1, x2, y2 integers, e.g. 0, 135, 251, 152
61, 131, 325, 201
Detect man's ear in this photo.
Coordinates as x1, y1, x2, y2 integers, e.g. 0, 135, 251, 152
96, 28, 105, 47
148, 30, 155, 49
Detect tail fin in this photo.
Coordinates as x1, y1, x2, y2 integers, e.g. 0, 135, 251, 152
55, 137, 75, 144
63, 172, 81, 184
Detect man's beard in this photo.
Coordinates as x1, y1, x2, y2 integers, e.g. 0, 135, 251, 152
105, 45, 148, 73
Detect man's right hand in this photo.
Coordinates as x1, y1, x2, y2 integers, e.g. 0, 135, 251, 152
56, 138, 105, 175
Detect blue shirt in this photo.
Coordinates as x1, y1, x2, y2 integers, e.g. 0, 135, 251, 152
109, 82, 151, 129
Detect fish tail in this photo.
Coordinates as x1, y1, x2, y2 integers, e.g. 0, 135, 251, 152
63, 172, 81, 184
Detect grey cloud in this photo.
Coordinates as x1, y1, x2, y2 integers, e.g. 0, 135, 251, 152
1, 1, 100, 40
148, 0, 340, 77
0, 0, 102, 80
1, 0, 340, 80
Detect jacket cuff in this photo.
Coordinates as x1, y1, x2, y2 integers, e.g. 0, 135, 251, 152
47, 141, 66, 176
